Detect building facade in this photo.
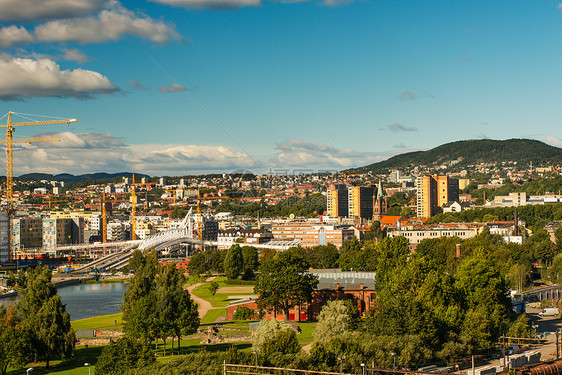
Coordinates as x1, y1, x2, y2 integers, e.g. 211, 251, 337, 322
0, 212, 9, 264
416, 175, 459, 218
348, 186, 374, 219
327, 184, 348, 218
302, 225, 356, 248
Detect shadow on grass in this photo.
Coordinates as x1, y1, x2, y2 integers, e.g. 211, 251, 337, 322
8, 346, 104, 374
179, 342, 252, 355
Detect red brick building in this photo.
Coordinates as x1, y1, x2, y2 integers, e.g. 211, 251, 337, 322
226, 270, 376, 321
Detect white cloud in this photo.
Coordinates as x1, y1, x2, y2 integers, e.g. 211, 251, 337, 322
270, 139, 387, 170
382, 123, 418, 132
34, 2, 183, 44
2, 133, 415, 175
160, 83, 186, 93
544, 136, 562, 148
0, 0, 108, 22
151, 0, 261, 9
1, 133, 259, 175
0, 55, 119, 100
0, 26, 35, 47
131, 144, 259, 173
60, 48, 89, 63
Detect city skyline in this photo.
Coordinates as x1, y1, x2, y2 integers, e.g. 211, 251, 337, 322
1, 0, 562, 176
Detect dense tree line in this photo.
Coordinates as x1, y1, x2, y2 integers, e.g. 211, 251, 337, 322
188, 245, 259, 279
214, 193, 326, 218
427, 203, 562, 231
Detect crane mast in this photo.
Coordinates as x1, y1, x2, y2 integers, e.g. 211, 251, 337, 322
1, 111, 77, 206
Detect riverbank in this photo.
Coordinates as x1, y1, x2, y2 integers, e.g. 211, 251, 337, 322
0, 276, 93, 299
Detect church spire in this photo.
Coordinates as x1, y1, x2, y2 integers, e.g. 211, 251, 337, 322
377, 178, 383, 199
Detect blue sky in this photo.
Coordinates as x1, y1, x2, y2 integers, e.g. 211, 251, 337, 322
1, 0, 562, 176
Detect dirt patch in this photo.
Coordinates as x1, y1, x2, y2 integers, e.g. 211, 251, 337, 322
216, 286, 255, 294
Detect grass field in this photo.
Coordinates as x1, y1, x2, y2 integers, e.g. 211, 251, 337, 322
201, 307, 227, 324
71, 312, 123, 331
191, 276, 255, 308
296, 322, 316, 346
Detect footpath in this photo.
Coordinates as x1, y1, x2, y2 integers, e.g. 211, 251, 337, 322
187, 277, 220, 321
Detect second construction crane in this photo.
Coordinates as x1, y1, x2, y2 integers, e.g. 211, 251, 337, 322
1, 111, 77, 206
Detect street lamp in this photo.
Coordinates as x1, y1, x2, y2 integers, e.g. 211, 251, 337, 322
361, 363, 365, 375
391, 352, 396, 369
84, 362, 91, 375
26, 368, 34, 375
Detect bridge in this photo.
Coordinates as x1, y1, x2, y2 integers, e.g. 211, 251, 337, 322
521, 285, 562, 302
73, 209, 300, 273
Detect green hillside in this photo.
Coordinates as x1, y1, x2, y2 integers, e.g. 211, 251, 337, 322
348, 139, 562, 174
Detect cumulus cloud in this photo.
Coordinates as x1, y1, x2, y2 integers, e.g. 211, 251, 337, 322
382, 123, 418, 132
34, 2, 183, 44
160, 83, 186, 93
151, 0, 261, 9
0, 55, 119, 100
0, 132, 261, 175
60, 48, 89, 63
0, 0, 108, 22
270, 139, 387, 170
393, 143, 407, 149
399, 91, 416, 101
131, 144, 259, 173
544, 136, 562, 148
0, 26, 35, 47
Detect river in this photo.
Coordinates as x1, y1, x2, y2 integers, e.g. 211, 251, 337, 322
0, 282, 128, 321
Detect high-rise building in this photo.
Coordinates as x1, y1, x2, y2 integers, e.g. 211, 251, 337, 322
416, 175, 459, 218
436, 176, 459, 208
348, 186, 374, 219
11, 217, 43, 252
373, 179, 388, 221
0, 212, 9, 264
327, 184, 348, 218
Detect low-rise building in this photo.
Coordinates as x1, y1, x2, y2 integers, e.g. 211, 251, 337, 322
387, 222, 486, 251
302, 225, 355, 249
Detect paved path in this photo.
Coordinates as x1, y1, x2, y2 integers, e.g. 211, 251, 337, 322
187, 277, 220, 321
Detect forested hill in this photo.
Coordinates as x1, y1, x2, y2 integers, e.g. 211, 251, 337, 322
348, 139, 562, 174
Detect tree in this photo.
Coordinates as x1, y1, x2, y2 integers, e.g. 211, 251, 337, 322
224, 244, 244, 279
0, 305, 28, 375
254, 252, 318, 319
241, 246, 259, 279
156, 263, 199, 355
122, 251, 159, 342
313, 301, 352, 344
209, 281, 219, 301
95, 336, 155, 375
251, 318, 293, 351
261, 329, 300, 356
17, 266, 75, 368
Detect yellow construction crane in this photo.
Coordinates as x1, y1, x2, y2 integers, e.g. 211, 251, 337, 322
0, 136, 61, 204
130, 176, 137, 240
1, 111, 77, 205
197, 189, 229, 240
128, 176, 155, 240
102, 192, 108, 244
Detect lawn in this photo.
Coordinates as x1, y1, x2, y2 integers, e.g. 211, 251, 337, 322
8, 345, 104, 375
71, 312, 124, 331
296, 322, 316, 346
201, 307, 227, 324
191, 277, 255, 308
